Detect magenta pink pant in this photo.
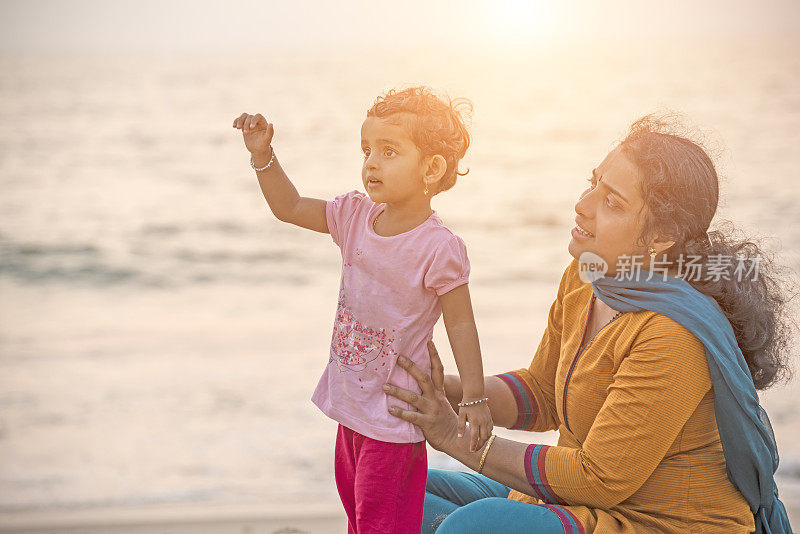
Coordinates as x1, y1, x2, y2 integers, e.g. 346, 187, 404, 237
334, 423, 428, 533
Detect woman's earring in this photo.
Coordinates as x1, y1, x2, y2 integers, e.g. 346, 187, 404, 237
424, 183, 429, 196
648, 246, 657, 259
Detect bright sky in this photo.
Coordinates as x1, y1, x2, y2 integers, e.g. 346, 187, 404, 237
1, 0, 798, 53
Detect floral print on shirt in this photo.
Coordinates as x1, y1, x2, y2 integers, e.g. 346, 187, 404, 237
329, 290, 399, 373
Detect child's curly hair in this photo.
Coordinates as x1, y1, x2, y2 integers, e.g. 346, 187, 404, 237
367, 86, 472, 195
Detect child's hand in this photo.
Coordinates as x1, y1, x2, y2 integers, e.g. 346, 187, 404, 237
232, 112, 274, 155
458, 401, 493, 453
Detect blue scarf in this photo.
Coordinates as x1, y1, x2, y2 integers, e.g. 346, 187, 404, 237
591, 271, 792, 533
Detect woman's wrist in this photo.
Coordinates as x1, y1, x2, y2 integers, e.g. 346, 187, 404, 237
449, 434, 489, 472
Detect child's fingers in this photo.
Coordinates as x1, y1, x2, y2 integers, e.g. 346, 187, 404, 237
470, 425, 480, 452
240, 114, 256, 133
482, 422, 492, 445
476, 431, 487, 450
233, 112, 249, 129
240, 114, 253, 131
250, 113, 266, 130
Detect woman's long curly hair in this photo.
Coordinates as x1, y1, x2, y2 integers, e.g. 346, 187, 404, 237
619, 112, 796, 390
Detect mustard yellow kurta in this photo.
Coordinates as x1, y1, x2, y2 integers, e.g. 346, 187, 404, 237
495, 259, 754, 533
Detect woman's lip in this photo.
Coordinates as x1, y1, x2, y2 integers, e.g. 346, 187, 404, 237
571, 226, 595, 240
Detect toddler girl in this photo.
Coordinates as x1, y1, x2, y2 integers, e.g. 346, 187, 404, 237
232, 86, 492, 533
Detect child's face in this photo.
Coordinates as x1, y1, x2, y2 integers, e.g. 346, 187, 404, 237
360, 114, 428, 204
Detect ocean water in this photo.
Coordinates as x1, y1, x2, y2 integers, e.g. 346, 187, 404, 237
1, 37, 799, 511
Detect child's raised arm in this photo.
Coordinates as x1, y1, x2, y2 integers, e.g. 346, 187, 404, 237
233, 112, 328, 233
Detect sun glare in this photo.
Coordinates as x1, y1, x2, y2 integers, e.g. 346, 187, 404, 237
481, 0, 556, 44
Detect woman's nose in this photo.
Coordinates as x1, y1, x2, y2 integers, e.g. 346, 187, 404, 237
575, 188, 595, 218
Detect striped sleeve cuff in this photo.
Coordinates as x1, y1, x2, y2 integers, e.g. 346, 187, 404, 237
495, 370, 539, 431
524, 444, 568, 506
536, 503, 585, 534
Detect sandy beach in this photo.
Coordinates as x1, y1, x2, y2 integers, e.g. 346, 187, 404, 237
0, 502, 348, 534
1, 484, 798, 534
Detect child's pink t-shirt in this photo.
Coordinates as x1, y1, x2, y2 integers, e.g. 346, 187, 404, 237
311, 190, 470, 443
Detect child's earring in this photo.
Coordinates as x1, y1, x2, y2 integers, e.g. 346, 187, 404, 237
423, 183, 429, 196
648, 246, 657, 259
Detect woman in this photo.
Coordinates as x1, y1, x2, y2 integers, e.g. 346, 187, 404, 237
383, 114, 794, 533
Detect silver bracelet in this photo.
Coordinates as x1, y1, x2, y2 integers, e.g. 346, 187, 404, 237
250, 147, 275, 172
457, 397, 488, 407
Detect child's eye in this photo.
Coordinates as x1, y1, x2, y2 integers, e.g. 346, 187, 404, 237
383, 148, 395, 157
362, 148, 370, 158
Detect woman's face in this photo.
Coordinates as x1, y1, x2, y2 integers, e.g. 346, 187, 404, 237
568, 146, 655, 277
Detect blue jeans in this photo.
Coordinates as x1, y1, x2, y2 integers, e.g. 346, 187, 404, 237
422, 468, 566, 533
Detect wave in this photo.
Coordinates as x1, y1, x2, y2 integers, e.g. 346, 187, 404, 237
0, 238, 321, 287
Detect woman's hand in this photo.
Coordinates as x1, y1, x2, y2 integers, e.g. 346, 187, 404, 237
232, 112, 274, 156
383, 341, 466, 453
